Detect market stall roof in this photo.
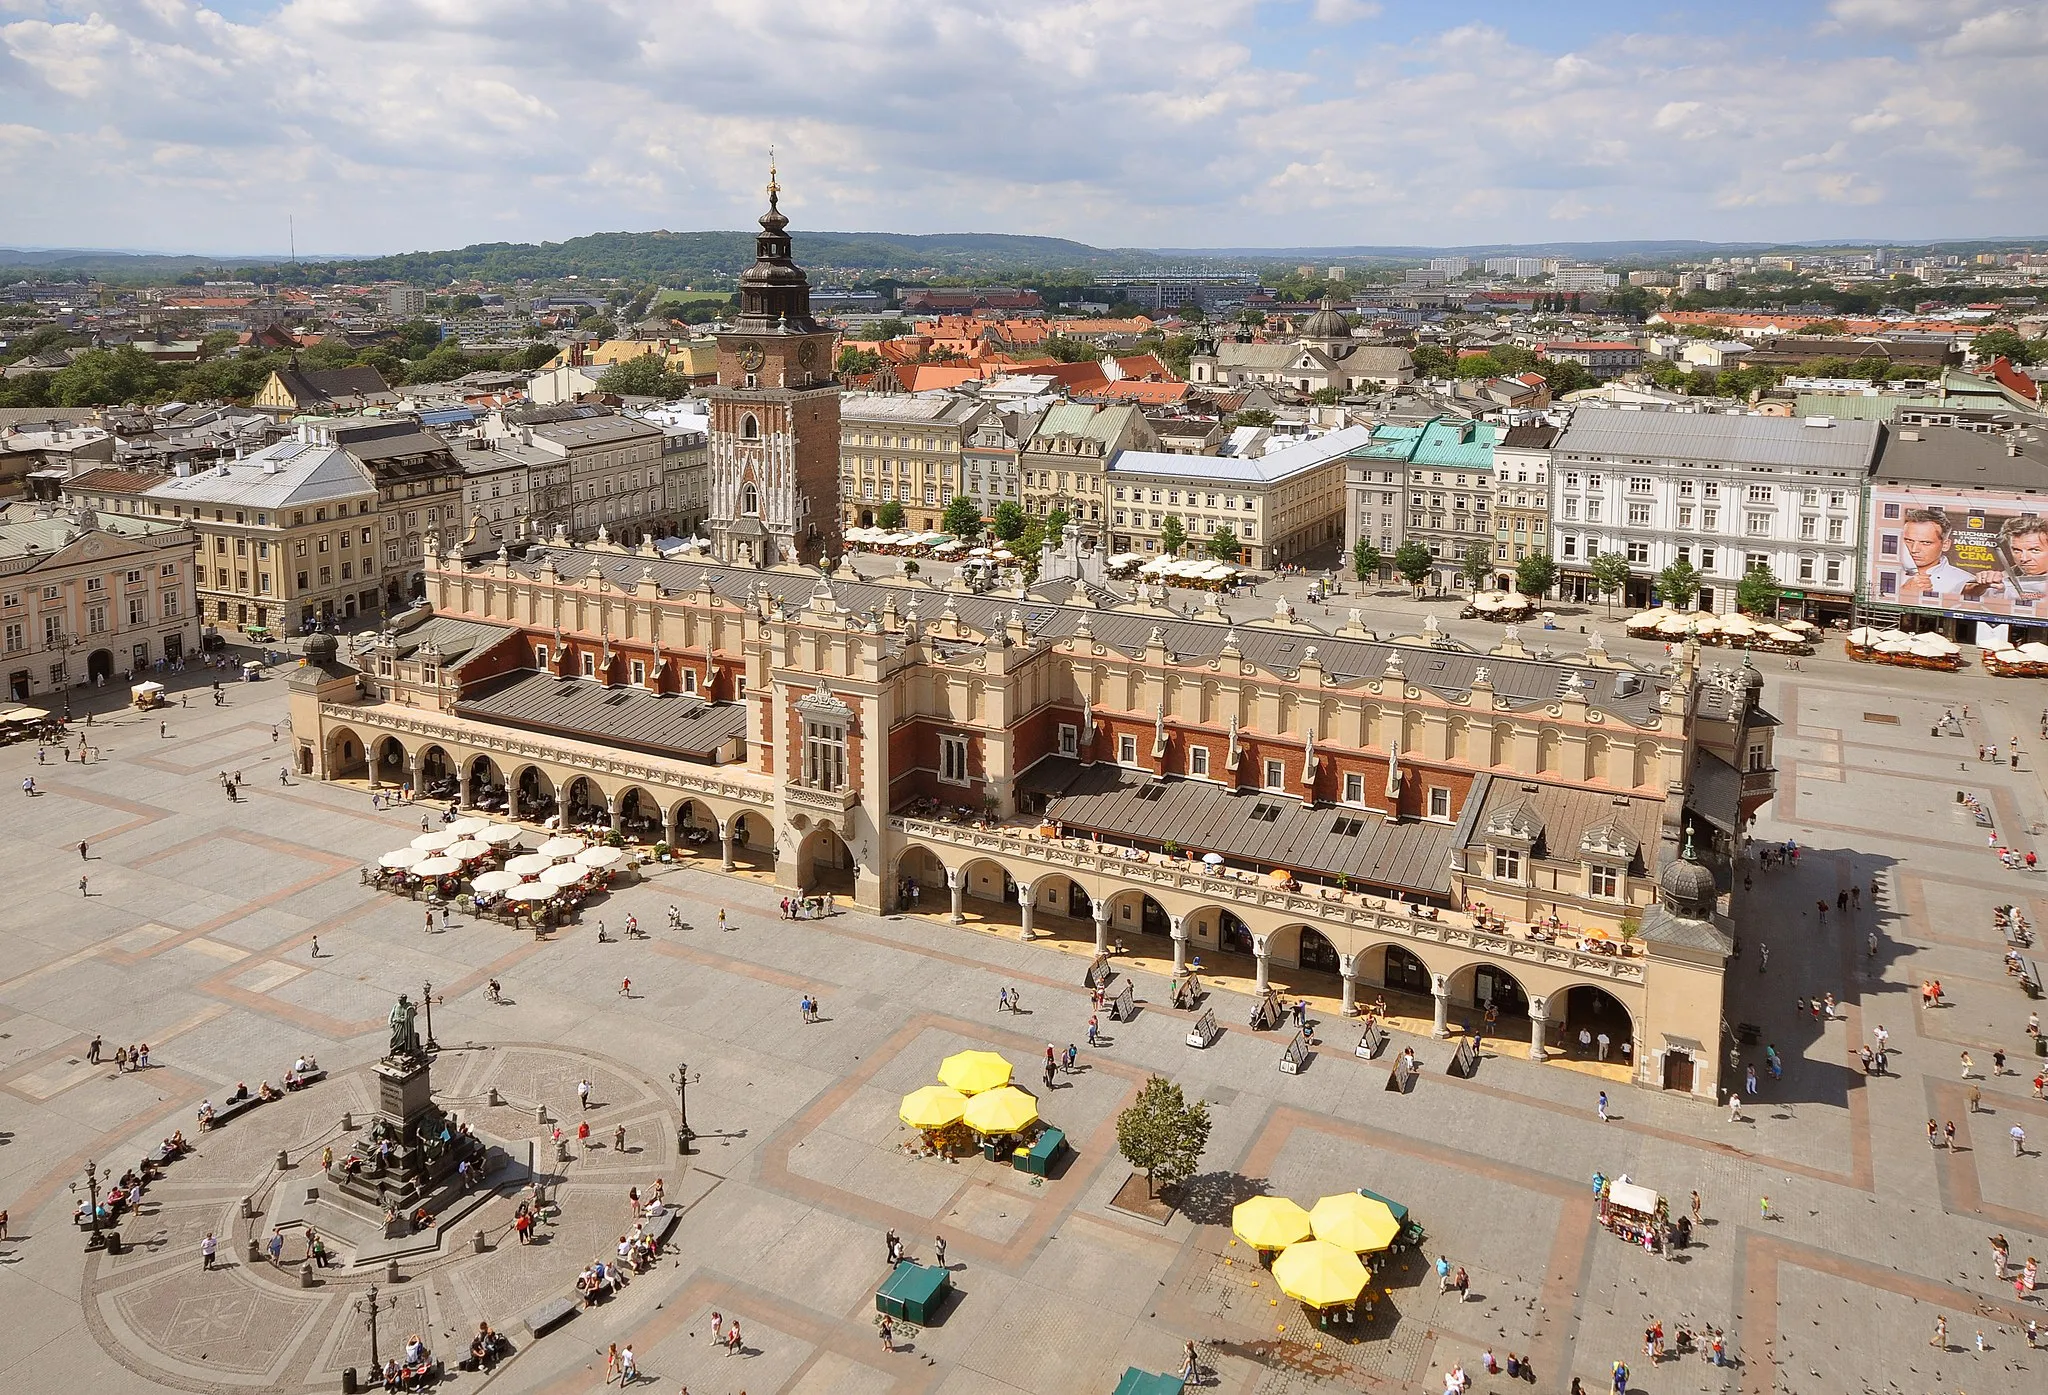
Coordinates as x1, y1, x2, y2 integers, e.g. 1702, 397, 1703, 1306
1608, 1180, 1661, 1214
1232, 1195, 1313, 1250
961, 1085, 1039, 1135
1111, 1369, 1186, 1395
938, 1050, 1013, 1095
1272, 1238, 1370, 1308
453, 672, 749, 762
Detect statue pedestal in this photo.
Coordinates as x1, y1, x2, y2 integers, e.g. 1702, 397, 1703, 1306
375, 1057, 433, 1125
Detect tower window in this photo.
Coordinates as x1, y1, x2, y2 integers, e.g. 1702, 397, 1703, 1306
741, 483, 759, 515
741, 414, 759, 440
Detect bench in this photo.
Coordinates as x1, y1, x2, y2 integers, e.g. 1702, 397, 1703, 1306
2019, 957, 2042, 999
284, 1068, 328, 1092
523, 1295, 578, 1340
646, 1208, 681, 1251
207, 1095, 264, 1129
145, 1146, 173, 1167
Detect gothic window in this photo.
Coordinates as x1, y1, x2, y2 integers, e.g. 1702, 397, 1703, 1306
741, 415, 760, 440
805, 720, 847, 790
741, 483, 759, 516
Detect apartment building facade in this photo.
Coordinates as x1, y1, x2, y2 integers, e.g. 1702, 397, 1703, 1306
1549, 410, 1882, 617
1344, 417, 1501, 591
0, 508, 199, 699
1019, 402, 1155, 542
1107, 426, 1367, 568
837, 393, 987, 532
1492, 424, 1560, 586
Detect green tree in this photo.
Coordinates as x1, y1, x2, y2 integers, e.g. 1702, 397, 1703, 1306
404, 345, 474, 384
869, 317, 910, 340
876, 500, 906, 530
1802, 319, 1848, 336
1588, 551, 1634, 617
1654, 558, 1703, 609
992, 501, 1027, 542
1515, 550, 1558, 599
1037, 335, 1099, 364
1393, 541, 1434, 592
1206, 527, 1240, 562
1230, 408, 1276, 429
595, 353, 687, 398
1460, 540, 1493, 590
1735, 561, 1781, 615
1308, 386, 1343, 405
835, 346, 883, 376
1974, 328, 2043, 367
1537, 359, 1594, 396
49, 346, 166, 406
1115, 1075, 1212, 1199
1159, 514, 1187, 556
1351, 538, 1383, 584
1045, 506, 1070, 539
941, 494, 983, 537
1410, 343, 1455, 377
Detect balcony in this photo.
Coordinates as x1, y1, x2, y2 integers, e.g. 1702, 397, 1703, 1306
786, 781, 860, 816
888, 814, 1644, 984
1740, 766, 1778, 801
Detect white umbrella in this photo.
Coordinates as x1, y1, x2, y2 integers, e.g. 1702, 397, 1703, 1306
2020, 642, 2048, 662
412, 830, 459, 852
413, 856, 462, 877
478, 823, 526, 847
1846, 626, 1881, 646
472, 869, 527, 894
506, 852, 555, 877
444, 839, 492, 862
575, 845, 626, 868
446, 816, 491, 838
539, 862, 590, 888
538, 836, 587, 861
1202, 852, 1225, 866
505, 888, 553, 906
379, 848, 426, 869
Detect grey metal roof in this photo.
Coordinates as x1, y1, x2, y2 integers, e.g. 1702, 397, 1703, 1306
1686, 749, 1742, 834
1873, 423, 2048, 492
1465, 774, 1660, 874
453, 671, 748, 760
1553, 409, 1883, 472
498, 547, 1673, 728
388, 614, 515, 671
1040, 762, 1454, 895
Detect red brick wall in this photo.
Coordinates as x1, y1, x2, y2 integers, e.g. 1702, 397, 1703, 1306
1011, 703, 1079, 771
886, 717, 988, 807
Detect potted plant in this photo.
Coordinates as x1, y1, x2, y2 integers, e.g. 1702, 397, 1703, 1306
1162, 838, 1181, 856
606, 828, 626, 848
653, 841, 671, 863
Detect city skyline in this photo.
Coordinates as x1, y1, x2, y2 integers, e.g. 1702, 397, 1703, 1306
0, 0, 2044, 256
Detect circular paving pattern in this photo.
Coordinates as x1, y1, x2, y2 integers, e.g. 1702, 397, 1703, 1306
80, 1043, 680, 1393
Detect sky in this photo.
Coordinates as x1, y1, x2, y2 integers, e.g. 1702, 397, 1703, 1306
0, 0, 2044, 257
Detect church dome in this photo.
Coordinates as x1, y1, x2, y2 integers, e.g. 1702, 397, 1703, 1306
1301, 296, 1350, 341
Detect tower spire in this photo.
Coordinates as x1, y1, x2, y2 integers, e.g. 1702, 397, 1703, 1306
766, 146, 780, 212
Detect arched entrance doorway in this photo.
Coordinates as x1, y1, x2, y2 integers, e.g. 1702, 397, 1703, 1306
798, 824, 855, 895
894, 845, 948, 912
1297, 926, 1342, 974
515, 766, 557, 823
669, 800, 719, 856
563, 777, 606, 830
326, 727, 367, 780
371, 736, 406, 787
467, 755, 506, 810
1108, 891, 1171, 941
418, 745, 456, 801
1563, 985, 1635, 1065
615, 787, 660, 842
1380, 945, 1432, 995
729, 812, 773, 870
1446, 962, 1531, 1041
87, 648, 114, 685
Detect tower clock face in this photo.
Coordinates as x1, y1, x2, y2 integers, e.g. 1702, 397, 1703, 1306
738, 343, 766, 372
797, 341, 817, 368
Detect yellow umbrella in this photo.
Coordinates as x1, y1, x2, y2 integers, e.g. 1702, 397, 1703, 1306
1309, 1193, 1401, 1254
899, 1086, 968, 1130
1232, 1195, 1313, 1251
1273, 1238, 1369, 1309
938, 1050, 1013, 1095
961, 1085, 1038, 1135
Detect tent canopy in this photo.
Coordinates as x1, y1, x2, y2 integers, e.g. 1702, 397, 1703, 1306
1607, 1180, 1660, 1215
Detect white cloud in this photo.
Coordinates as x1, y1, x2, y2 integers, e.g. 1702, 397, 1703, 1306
0, 0, 2041, 252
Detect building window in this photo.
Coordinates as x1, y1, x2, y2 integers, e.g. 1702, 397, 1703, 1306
1627, 502, 1651, 526
1492, 847, 1522, 882
1117, 733, 1138, 766
940, 733, 970, 784
1189, 745, 1210, 778
1587, 864, 1619, 898
1342, 771, 1364, 804
805, 720, 847, 790
581, 652, 596, 678
534, 644, 549, 669
1428, 786, 1451, 819
1263, 758, 1284, 790
681, 667, 697, 694
741, 483, 759, 515
741, 414, 759, 439
1625, 541, 1649, 564
1057, 723, 1078, 756
631, 659, 646, 686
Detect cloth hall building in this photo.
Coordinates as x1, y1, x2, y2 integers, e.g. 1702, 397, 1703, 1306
285, 185, 1770, 1104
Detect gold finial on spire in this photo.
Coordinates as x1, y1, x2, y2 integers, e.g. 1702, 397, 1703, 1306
767, 146, 780, 207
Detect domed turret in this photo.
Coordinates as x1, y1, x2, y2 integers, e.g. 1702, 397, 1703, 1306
1301, 294, 1350, 343
1658, 830, 1718, 918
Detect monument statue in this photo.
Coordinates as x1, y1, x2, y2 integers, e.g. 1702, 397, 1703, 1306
387, 994, 422, 1061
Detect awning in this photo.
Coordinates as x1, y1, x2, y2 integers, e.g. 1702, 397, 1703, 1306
1608, 1180, 1660, 1215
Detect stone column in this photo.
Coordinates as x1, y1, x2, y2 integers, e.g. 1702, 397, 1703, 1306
608, 798, 622, 834
1253, 934, 1271, 993
406, 753, 419, 800
1093, 901, 1111, 955
947, 867, 965, 925
1018, 882, 1036, 942
1339, 953, 1358, 1017
505, 781, 520, 821
1527, 996, 1550, 1063
718, 819, 735, 872
1431, 974, 1451, 1039
1169, 915, 1188, 975
460, 770, 476, 810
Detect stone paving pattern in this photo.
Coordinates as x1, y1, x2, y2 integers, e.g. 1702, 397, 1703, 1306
1, 637, 2047, 1393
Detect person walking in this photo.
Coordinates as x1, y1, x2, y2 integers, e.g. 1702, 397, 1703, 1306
1962, 1051, 1976, 1079
1689, 1189, 1703, 1224
1759, 1194, 1772, 1221
878, 1314, 894, 1352
267, 1228, 284, 1265
934, 1234, 946, 1267
1728, 1093, 1743, 1123
1970, 1084, 1982, 1113
1932, 1315, 1948, 1348
1995, 1048, 2008, 1075
605, 1343, 620, 1385
309, 936, 319, 958
78, 840, 87, 860
718, 908, 729, 932
78, 875, 87, 897
1945, 1120, 1958, 1150
86, 1035, 101, 1065
725, 1319, 741, 1356
2013, 1124, 2029, 1156
1869, 930, 1879, 958
1597, 1091, 1608, 1122
1759, 942, 1770, 973
201, 1232, 217, 1270
619, 1345, 637, 1385
619, 977, 631, 998
578, 1078, 592, 1111
1929, 1118, 1941, 1148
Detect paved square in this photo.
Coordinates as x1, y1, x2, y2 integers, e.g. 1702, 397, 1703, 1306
4, 653, 2048, 1394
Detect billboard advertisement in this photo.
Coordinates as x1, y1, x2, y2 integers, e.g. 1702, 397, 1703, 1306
1869, 487, 2048, 620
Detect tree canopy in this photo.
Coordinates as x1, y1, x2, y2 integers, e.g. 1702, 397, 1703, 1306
1159, 515, 1187, 556
1393, 541, 1434, 589
941, 494, 983, 538
1205, 528, 1240, 562
1115, 1076, 1211, 1199
1351, 538, 1383, 583
1515, 550, 1558, 599
992, 501, 1027, 542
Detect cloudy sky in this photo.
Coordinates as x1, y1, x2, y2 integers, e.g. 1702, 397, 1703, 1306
1, 0, 2043, 256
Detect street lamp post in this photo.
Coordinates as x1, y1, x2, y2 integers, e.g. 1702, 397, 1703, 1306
420, 980, 439, 1052
670, 1061, 698, 1155
354, 1282, 395, 1376
82, 1158, 103, 1247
